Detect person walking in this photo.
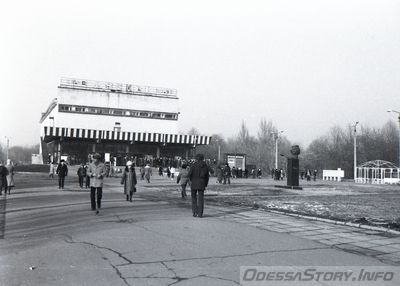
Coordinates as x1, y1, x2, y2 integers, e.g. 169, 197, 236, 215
252, 168, 256, 179
6, 159, 15, 195
85, 164, 90, 188
170, 166, 176, 180
139, 165, 145, 180
216, 166, 223, 184
306, 169, 311, 181
87, 153, 106, 214
177, 163, 190, 199
166, 167, 171, 179
77, 163, 86, 188
56, 160, 68, 189
144, 163, 152, 183
121, 161, 137, 202
223, 163, 231, 184
257, 168, 262, 179
188, 154, 209, 218
49, 162, 55, 178
158, 166, 163, 176
0, 161, 9, 195
231, 167, 237, 179
313, 169, 318, 181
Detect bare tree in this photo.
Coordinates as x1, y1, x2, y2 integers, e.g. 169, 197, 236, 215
256, 118, 276, 172
188, 128, 201, 136
7, 144, 40, 164
196, 134, 226, 161
304, 121, 399, 178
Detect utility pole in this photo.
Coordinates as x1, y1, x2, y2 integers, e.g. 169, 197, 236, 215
4, 136, 10, 162
271, 131, 284, 169
387, 110, 400, 167
215, 139, 221, 164
352, 122, 359, 182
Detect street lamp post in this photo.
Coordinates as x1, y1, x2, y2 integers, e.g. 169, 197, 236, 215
4, 136, 10, 162
387, 109, 400, 166
352, 122, 359, 182
271, 131, 284, 169
215, 139, 221, 164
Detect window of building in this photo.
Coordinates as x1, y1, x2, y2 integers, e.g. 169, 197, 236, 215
60, 105, 71, 111
58, 104, 176, 120
101, 108, 111, 114
139, 112, 150, 117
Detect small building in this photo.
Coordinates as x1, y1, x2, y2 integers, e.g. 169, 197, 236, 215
356, 160, 400, 184
40, 77, 210, 165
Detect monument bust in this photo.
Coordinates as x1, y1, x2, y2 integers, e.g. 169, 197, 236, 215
290, 145, 301, 158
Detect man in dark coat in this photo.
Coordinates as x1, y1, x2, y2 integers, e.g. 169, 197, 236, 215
223, 163, 231, 184
77, 163, 86, 188
188, 154, 209, 218
56, 160, 68, 189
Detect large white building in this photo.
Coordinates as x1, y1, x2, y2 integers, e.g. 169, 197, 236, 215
40, 77, 210, 165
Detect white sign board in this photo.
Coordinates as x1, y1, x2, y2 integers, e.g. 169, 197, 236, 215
323, 168, 345, 181
105, 153, 110, 162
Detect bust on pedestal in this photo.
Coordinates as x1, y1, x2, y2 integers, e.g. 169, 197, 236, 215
287, 145, 301, 189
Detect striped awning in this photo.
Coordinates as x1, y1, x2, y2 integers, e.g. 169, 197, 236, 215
43, 126, 211, 145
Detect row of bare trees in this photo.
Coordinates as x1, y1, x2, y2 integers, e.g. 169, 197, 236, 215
193, 120, 399, 179
0, 144, 40, 164
195, 119, 292, 173
302, 121, 399, 178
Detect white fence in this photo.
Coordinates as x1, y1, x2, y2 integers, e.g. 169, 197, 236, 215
356, 167, 400, 184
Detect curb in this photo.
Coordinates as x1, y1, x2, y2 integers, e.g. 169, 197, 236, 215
264, 209, 400, 235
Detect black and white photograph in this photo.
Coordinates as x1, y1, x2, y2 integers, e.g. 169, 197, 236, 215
0, 0, 400, 285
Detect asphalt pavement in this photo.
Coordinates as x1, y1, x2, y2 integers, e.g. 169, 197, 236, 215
0, 174, 398, 286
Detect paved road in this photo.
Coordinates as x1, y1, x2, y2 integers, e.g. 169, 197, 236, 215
0, 176, 398, 285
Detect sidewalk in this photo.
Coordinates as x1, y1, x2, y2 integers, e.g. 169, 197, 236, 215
215, 206, 400, 265
1, 176, 399, 286
134, 180, 400, 266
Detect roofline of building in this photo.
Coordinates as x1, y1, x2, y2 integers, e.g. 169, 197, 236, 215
58, 86, 180, 100
59, 77, 179, 99
39, 98, 58, 123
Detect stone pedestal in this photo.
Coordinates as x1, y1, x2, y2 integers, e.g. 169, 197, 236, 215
287, 158, 299, 187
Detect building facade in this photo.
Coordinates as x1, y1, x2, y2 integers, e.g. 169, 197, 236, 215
40, 78, 210, 166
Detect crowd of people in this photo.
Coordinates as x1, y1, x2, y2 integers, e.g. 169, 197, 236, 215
45, 154, 321, 217
213, 165, 264, 184
300, 169, 318, 181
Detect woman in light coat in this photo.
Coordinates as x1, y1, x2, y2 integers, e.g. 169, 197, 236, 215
121, 161, 137, 202
6, 159, 15, 194
177, 164, 190, 199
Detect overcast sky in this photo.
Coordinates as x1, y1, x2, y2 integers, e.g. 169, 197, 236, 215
1, 0, 399, 148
